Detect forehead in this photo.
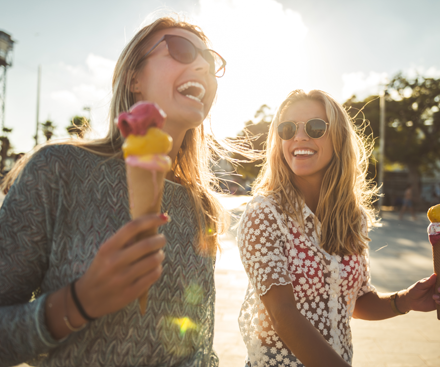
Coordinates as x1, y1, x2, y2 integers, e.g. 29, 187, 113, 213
147, 27, 207, 50
281, 99, 327, 122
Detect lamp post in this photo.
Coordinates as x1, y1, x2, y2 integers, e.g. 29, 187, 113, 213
378, 88, 386, 213
0, 30, 15, 132
0, 31, 14, 172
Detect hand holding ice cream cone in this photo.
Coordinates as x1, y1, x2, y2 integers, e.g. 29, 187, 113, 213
117, 101, 173, 315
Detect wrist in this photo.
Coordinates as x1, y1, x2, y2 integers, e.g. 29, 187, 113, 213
71, 278, 99, 321
392, 290, 410, 315
66, 284, 89, 328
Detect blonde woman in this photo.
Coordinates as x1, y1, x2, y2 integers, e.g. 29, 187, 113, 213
237, 90, 438, 367
0, 16, 228, 366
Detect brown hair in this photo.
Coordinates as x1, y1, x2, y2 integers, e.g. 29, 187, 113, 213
253, 89, 378, 256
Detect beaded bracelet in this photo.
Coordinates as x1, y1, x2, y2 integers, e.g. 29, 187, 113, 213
71, 279, 97, 322
390, 292, 409, 315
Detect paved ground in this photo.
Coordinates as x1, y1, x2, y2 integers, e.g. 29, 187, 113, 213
214, 197, 440, 367
6, 194, 440, 367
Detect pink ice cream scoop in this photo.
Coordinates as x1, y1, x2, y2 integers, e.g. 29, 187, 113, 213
117, 101, 166, 138
428, 223, 440, 246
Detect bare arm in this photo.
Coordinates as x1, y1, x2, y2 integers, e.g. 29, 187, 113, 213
353, 274, 437, 320
261, 285, 351, 367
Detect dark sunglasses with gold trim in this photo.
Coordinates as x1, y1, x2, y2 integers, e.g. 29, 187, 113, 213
139, 34, 227, 78
277, 118, 329, 140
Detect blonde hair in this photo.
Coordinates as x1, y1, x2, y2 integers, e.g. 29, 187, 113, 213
2, 16, 229, 256
253, 89, 378, 256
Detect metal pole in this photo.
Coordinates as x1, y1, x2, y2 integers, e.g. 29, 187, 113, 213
35, 65, 41, 146
1, 65, 6, 131
378, 89, 386, 212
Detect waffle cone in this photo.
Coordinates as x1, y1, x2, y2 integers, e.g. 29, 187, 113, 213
126, 164, 166, 315
432, 240, 440, 320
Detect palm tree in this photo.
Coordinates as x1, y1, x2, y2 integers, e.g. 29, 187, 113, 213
66, 116, 90, 139
41, 120, 56, 141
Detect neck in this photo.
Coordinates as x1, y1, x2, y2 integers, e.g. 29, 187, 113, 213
292, 175, 323, 214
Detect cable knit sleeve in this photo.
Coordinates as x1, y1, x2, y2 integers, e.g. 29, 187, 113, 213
0, 146, 67, 366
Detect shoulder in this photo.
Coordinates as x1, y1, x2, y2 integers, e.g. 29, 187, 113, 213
240, 194, 289, 233
244, 194, 283, 217
29, 144, 121, 175
34, 144, 107, 165
17, 144, 122, 190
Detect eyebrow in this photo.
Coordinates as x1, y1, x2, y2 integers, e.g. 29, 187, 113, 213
282, 117, 325, 122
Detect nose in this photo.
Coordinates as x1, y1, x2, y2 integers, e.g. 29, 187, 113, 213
293, 122, 310, 141
192, 52, 210, 74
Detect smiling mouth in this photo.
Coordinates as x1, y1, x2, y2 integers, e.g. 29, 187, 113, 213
177, 81, 206, 104
293, 149, 316, 157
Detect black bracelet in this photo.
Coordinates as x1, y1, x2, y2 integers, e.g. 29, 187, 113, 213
70, 280, 97, 322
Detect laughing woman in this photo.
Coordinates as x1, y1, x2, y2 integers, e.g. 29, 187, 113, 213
0, 16, 228, 367
237, 89, 438, 367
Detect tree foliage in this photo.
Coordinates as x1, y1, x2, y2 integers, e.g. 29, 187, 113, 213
344, 73, 440, 203
66, 116, 90, 138
41, 120, 56, 141
231, 104, 273, 180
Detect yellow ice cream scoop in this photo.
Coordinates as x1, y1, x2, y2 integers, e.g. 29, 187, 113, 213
428, 204, 440, 223
122, 127, 172, 158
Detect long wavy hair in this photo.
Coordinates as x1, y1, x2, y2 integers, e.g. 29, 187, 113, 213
253, 89, 378, 256
2, 16, 229, 256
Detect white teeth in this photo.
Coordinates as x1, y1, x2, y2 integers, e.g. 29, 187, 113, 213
294, 149, 315, 156
185, 94, 201, 103
177, 81, 206, 101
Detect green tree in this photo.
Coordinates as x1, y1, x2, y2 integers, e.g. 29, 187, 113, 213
66, 116, 90, 138
344, 73, 440, 205
231, 104, 273, 180
0, 127, 13, 172
41, 119, 56, 141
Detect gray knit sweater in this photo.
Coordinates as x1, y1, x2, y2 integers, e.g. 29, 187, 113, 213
0, 145, 218, 367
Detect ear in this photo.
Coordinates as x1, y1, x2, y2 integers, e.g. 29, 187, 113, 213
129, 73, 141, 94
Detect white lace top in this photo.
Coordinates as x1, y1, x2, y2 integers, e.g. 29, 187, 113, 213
237, 195, 375, 367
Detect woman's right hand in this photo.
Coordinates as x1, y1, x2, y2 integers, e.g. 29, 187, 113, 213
74, 213, 168, 319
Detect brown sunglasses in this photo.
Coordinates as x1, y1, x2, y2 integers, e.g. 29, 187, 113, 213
277, 118, 329, 140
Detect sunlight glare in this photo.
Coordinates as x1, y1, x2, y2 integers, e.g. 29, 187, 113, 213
193, 0, 309, 139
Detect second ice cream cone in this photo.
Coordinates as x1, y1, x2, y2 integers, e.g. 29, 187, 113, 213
431, 236, 440, 320
126, 164, 166, 315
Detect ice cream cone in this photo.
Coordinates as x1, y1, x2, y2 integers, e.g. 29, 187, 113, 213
428, 203, 440, 321
429, 230, 440, 320
117, 102, 172, 316
126, 164, 166, 314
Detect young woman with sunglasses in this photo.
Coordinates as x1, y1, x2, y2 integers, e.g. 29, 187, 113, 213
0, 17, 228, 366
237, 89, 438, 367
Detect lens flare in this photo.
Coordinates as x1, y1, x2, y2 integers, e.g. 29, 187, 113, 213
172, 317, 199, 337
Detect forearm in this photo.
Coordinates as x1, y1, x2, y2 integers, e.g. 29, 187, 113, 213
0, 294, 65, 366
353, 290, 409, 320
269, 304, 350, 367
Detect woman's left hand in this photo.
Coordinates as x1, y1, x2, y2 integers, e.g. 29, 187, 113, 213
400, 273, 438, 312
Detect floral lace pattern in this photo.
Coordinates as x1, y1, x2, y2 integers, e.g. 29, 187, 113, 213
237, 195, 375, 367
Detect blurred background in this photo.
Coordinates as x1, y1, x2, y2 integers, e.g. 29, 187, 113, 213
2, 1, 440, 366
1, 0, 440, 210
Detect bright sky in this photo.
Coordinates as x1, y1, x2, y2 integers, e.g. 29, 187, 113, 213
1, 0, 440, 153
